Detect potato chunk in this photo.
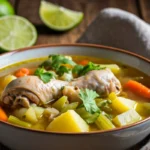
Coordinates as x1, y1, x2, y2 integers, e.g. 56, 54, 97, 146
24, 107, 38, 124
113, 109, 141, 127
46, 110, 89, 132
1, 75, 16, 89
109, 93, 137, 113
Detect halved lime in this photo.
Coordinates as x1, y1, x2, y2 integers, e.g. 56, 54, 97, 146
39, 1, 84, 31
0, 0, 15, 17
0, 15, 37, 51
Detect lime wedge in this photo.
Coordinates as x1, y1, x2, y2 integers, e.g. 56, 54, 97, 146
0, 15, 37, 51
0, 0, 15, 17
39, 1, 84, 31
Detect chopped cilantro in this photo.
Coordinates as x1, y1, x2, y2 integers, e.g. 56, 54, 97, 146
40, 60, 52, 70
50, 55, 76, 70
72, 65, 83, 75
79, 62, 105, 76
39, 55, 76, 72
79, 89, 100, 114
56, 66, 71, 76
34, 68, 55, 83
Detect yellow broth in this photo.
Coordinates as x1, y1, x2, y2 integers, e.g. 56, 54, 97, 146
0, 55, 149, 132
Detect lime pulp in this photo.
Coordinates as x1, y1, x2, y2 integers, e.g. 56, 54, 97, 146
39, 1, 84, 31
0, 15, 37, 51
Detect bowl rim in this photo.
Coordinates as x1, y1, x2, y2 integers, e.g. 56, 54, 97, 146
0, 43, 150, 135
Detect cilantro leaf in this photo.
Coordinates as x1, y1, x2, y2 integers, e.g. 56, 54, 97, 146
40, 60, 52, 70
79, 89, 100, 114
50, 55, 76, 70
34, 67, 45, 75
72, 65, 83, 75
39, 55, 76, 71
34, 68, 55, 83
57, 66, 70, 76
79, 62, 105, 76
40, 72, 54, 83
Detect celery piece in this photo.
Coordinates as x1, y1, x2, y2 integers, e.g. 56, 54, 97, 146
98, 64, 120, 74
142, 103, 150, 110
113, 109, 141, 127
32, 106, 44, 119
24, 107, 38, 124
32, 118, 48, 130
32, 123, 45, 130
43, 107, 59, 119
13, 108, 27, 119
136, 103, 150, 116
61, 102, 79, 113
8, 115, 31, 128
95, 98, 112, 112
76, 107, 99, 124
52, 96, 69, 111
95, 113, 116, 130
96, 99, 110, 107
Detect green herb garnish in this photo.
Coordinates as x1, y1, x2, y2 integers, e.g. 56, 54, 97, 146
50, 55, 76, 70
79, 89, 100, 114
57, 66, 70, 76
39, 55, 76, 71
72, 65, 83, 75
79, 62, 105, 76
40, 60, 52, 70
34, 68, 55, 83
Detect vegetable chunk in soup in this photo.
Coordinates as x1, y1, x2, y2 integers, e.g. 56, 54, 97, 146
0, 55, 149, 132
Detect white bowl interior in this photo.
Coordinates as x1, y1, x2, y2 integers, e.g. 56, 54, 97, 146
0, 45, 149, 76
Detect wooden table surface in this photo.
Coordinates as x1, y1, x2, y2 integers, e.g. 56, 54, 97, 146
1, 0, 150, 150
8, 0, 150, 45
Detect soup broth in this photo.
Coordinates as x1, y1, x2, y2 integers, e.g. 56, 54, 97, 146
0, 55, 149, 132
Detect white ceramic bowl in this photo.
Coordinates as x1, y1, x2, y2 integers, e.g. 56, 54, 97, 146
0, 44, 150, 150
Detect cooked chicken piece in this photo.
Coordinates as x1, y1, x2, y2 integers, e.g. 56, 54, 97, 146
70, 69, 121, 97
62, 86, 81, 102
1, 76, 68, 108
43, 107, 59, 121
1, 69, 121, 108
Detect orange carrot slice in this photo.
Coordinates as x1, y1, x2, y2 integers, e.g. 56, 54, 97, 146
15, 68, 30, 77
78, 60, 89, 66
124, 80, 150, 99
0, 107, 8, 121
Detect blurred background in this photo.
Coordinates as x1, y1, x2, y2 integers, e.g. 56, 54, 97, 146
8, 0, 150, 45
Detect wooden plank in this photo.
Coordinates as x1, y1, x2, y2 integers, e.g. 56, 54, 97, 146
9, 0, 16, 6
16, 0, 139, 44
139, 0, 150, 23
17, 0, 41, 24
109, 0, 139, 15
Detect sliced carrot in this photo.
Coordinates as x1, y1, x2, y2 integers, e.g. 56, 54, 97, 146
124, 80, 150, 99
0, 107, 8, 121
78, 60, 89, 66
15, 68, 30, 77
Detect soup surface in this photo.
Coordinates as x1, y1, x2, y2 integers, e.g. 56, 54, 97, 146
0, 55, 149, 132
